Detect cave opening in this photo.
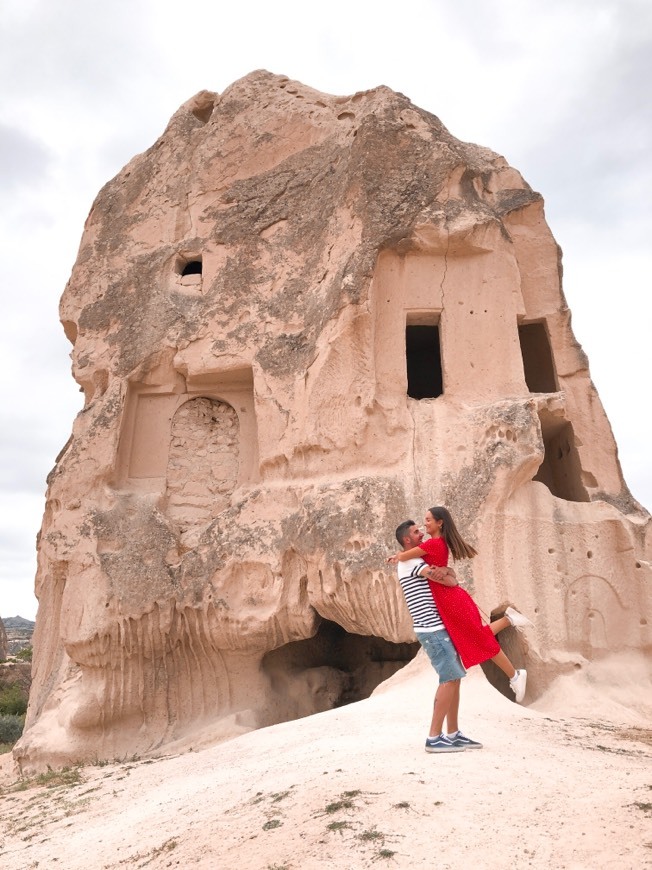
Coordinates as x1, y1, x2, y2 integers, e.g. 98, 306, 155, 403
181, 259, 203, 276
533, 410, 589, 502
261, 619, 419, 721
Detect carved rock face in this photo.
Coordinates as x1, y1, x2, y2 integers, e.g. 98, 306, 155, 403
166, 397, 241, 546
16, 71, 651, 771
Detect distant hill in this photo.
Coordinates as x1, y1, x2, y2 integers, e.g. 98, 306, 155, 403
3, 616, 35, 630
2, 616, 35, 654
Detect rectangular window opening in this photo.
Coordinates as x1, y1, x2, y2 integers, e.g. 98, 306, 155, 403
406, 319, 443, 399
518, 321, 557, 393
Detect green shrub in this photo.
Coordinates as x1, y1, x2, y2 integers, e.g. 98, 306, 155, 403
0, 684, 28, 716
0, 713, 24, 744
15, 646, 33, 662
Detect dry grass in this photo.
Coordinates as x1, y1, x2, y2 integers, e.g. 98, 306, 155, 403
617, 728, 652, 747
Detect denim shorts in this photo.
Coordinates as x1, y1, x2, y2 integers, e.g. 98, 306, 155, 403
416, 629, 466, 684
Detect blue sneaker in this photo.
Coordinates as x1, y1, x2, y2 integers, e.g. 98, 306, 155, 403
425, 734, 465, 753
450, 731, 483, 749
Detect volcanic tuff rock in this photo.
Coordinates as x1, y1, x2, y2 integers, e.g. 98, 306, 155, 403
15, 71, 651, 771
0, 618, 7, 662
2, 617, 35, 656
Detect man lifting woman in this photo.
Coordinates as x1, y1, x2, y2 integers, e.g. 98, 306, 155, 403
389, 507, 533, 753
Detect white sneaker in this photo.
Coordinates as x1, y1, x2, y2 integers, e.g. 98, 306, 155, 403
505, 606, 534, 631
509, 668, 527, 703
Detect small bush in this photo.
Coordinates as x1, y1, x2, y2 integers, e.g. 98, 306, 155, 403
327, 820, 351, 832
374, 848, 396, 860
15, 647, 33, 662
271, 790, 292, 803
0, 684, 28, 716
359, 828, 384, 842
0, 713, 25, 744
324, 798, 354, 814
36, 766, 82, 789
262, 819, 282, 830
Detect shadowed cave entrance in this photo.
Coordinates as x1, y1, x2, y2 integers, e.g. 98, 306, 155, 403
261, 619, 419, 722
534, 410, 589, 502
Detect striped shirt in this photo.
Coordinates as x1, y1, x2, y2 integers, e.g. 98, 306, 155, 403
397, 558, 444, 632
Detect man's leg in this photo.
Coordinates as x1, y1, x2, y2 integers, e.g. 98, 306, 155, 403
428, 678, 459, 738
445, 679, 460, 735
417, 631, 466, 752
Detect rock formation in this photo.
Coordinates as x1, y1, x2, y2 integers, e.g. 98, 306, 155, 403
0, 617, 7, 662
15, 71, 651, 771
2, 616, 35, 656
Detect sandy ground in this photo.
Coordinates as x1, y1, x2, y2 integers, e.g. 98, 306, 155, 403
0, 653, 650, 870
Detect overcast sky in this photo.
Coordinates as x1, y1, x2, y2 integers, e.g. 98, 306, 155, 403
1, 0, 650, 621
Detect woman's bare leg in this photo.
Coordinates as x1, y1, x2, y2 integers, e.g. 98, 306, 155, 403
490, 649, 516, 680
489, 616, 511, 635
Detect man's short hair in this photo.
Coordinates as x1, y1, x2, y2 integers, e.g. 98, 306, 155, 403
395, 519, 416, 547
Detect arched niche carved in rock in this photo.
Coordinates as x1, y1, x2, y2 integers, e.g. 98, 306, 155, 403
165, 397, 240, 546
565, 574, 626, 655
115, 367, 258, 497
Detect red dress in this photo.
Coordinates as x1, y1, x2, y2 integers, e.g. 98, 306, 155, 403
421, 537, 500, 669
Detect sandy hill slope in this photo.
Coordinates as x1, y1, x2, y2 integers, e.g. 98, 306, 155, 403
1, 654, 650, 870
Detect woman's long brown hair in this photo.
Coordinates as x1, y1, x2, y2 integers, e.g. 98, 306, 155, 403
428, 506, 478, 561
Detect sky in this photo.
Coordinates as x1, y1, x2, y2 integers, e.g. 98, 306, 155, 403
1, 0, 650, 621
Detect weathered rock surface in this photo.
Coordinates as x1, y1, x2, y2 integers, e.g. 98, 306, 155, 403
0, 618, 7, 662
15, 71, 651, 771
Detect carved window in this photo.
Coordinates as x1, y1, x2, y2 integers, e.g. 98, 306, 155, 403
174, 253, 203, 292
181, 259, 202, 276
518, 321, 557, 393
405, 314, 442, 399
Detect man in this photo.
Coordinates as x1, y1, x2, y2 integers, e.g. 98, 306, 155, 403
394, 519, 482, 753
